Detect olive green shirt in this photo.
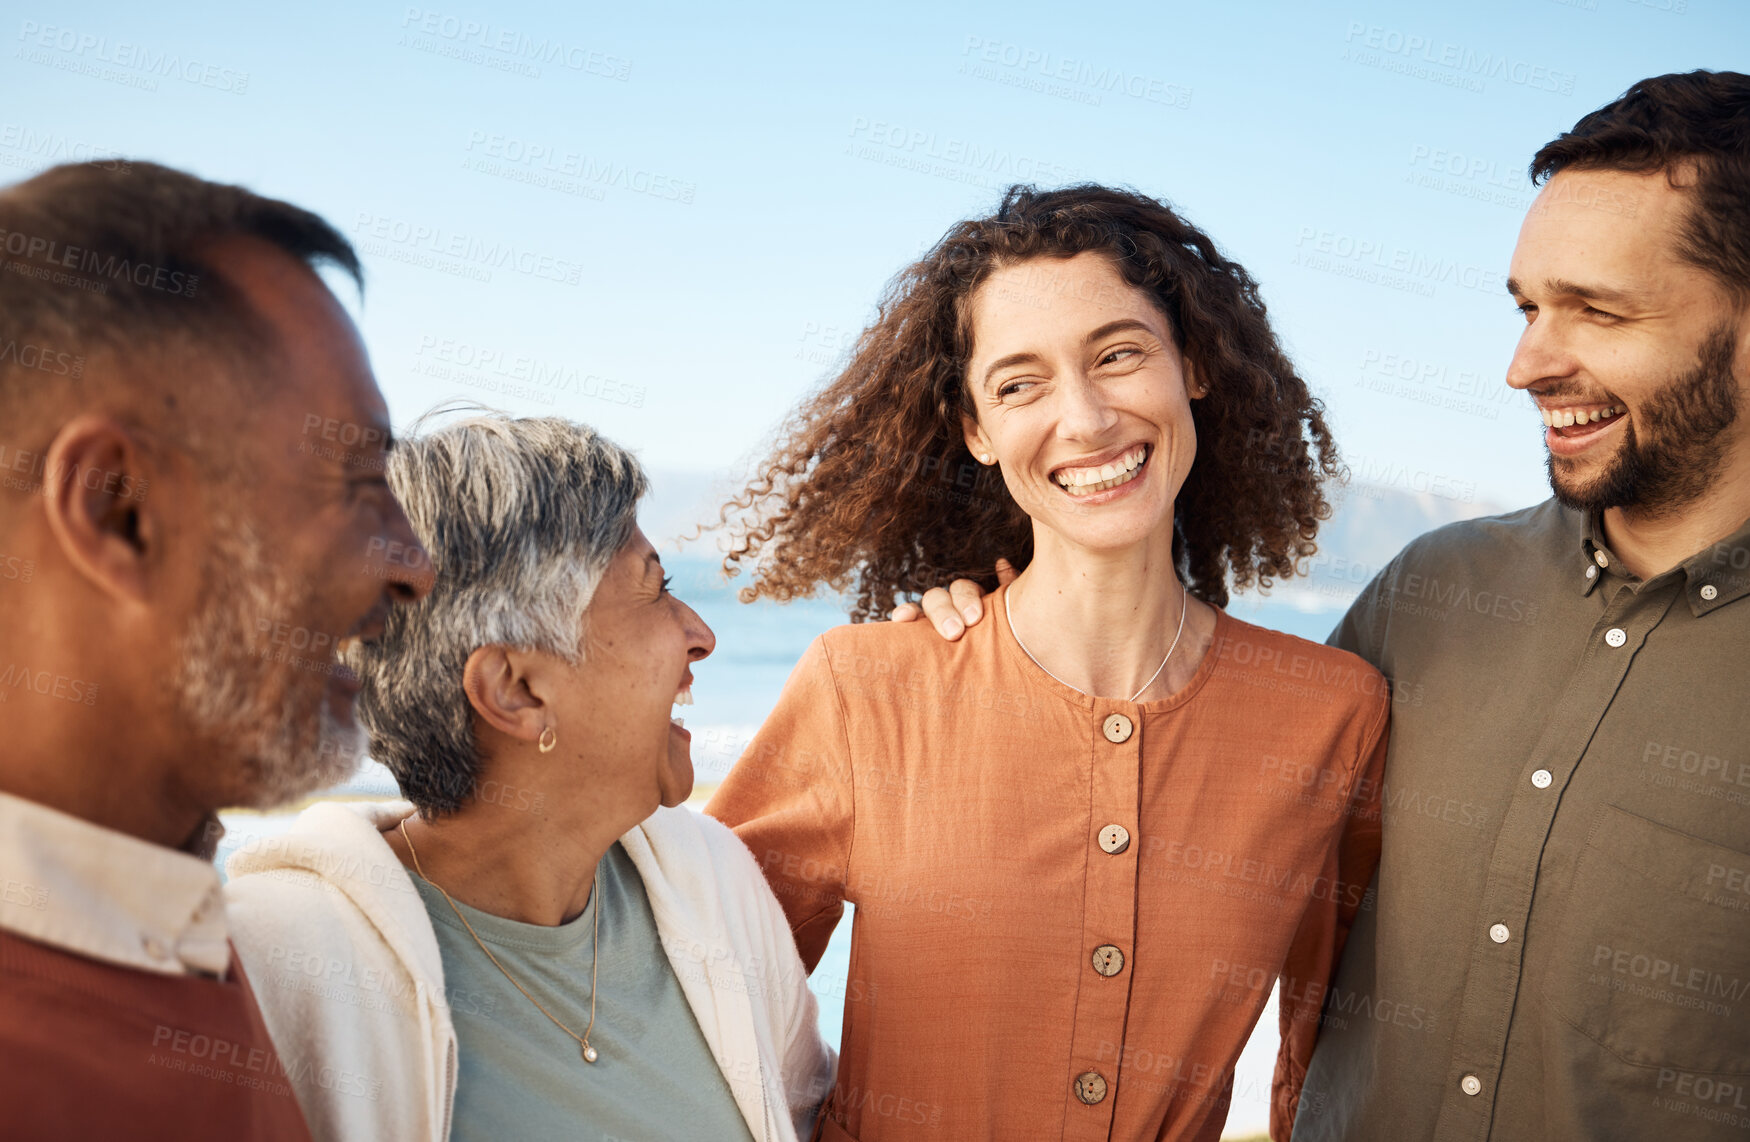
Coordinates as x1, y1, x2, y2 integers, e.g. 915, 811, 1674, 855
1293, 499, 1750, 1142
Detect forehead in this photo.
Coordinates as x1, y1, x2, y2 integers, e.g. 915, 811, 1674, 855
211, 236, 388, 447
1510, 168, 1695, 290
968, 251, 1164, 353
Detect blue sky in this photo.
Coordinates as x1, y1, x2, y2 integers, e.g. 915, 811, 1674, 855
5, 0, 1743, 513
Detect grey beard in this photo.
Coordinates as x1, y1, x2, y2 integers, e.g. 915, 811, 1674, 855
170, 517, 365, 810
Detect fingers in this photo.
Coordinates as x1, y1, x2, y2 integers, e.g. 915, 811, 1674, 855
889, 601, 922, 623
995, 557, 1017, 586
949, 579, 986, 626
919, 587, 966, 640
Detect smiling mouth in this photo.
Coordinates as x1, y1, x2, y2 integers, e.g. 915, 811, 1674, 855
1540, 404, 1624, 441
1052, 444, 1150, 497
671, 683, 693, 730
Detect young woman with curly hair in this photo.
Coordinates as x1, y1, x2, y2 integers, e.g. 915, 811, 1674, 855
708, 184, 1390, 1142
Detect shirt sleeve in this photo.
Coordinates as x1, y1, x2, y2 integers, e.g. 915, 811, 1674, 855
1269, 689, 1389, 1141
706, 635, 856, 973
1327, 554, 1401, 667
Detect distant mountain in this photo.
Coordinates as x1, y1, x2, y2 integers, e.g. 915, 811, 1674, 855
640, 466, 1531, 608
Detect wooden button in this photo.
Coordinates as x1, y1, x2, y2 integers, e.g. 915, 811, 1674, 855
1091, 944, 1125, 977
1098, 824, 1131, 854
1074, 1071, 1108, 1104
1101, 713, 1133, 744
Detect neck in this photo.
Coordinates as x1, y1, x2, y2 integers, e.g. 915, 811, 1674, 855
1601, 451, 1750, 580
0, 717, 208, 852
1007, 524, 1207, 700
393, 777, 646, 928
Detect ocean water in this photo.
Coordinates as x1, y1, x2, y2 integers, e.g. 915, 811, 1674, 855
217, 556, 1348, 1139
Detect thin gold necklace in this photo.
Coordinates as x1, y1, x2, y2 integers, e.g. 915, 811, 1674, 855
400, 818, 602, 1064
1006, 579, 1190, 702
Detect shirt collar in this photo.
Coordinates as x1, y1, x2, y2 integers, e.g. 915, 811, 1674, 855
1579, 511, 1750, 616
0, 790, 231, 977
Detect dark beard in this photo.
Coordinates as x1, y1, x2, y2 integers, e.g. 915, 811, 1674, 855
1549, 324, 1740, 519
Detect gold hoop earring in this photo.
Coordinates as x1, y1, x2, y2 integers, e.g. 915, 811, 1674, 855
538, 725, 558, 753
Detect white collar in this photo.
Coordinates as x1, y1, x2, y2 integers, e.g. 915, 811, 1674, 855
0, 790, 231, 977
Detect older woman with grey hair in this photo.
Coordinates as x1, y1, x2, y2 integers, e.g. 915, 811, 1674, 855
223, 411, 835, 1142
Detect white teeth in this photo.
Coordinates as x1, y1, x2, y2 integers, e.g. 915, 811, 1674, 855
673, 686, 693, 707
1054, 446, 1148, 491
336, 636, 360, 661
1541, 405, 1622, 428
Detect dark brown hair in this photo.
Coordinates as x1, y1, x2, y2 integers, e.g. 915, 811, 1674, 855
1531, 69, 1750, 299
715, 183, 1339, 619
0, 160, 361, 430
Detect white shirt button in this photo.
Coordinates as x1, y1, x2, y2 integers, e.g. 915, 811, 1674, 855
1461, 1074, 1483, 1096
1489, 923, 1510, 944
142, 935, 171, 962
1594, 551, 1609, 568
1700, 584, 1719, 601
1101, 714, 1133, 744
1098, 824, 1131, 854
1531, 769, 1553, 789
1585, 566, 1597, 580
1604, 628, 1627, 648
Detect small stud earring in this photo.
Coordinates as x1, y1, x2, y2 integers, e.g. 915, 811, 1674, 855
979, 453, 993, 464
538, 725, 558, 753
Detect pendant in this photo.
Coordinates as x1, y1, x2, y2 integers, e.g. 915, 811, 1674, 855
581, 1043, 598, 1064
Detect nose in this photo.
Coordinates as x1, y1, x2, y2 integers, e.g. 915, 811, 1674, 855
1505, 312, 1579, 393
1054, 370, 1120, 441
682, 600, 716, 663
370, 499, 435, 604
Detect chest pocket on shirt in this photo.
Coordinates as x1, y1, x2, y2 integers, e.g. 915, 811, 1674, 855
1540, 803, 1750, 1075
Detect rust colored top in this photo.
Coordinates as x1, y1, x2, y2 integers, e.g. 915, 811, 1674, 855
0, 928, 313, 1142
709, 586, 1388, 1142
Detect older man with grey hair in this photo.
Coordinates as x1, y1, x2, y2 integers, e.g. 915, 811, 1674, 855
0, 161, 431, 1141
224, 409, 835, 1142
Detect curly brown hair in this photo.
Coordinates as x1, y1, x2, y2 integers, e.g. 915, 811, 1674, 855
716, 183, 1339, 620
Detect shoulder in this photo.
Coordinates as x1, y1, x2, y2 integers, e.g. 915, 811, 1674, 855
1213, 611, 1390, 722
1387, 498, 1576, 578
814, 614, 962, 672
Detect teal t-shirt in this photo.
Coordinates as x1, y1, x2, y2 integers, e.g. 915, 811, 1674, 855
411, 841, 757, 1142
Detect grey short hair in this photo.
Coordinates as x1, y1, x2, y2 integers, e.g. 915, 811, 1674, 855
353, 410, 648, 815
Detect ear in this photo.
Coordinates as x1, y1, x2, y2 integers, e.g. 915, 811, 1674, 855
962, 414, 996, 465
1183, 357, 1206, 400
461, 644, 548, 745
39, 416, 159, 604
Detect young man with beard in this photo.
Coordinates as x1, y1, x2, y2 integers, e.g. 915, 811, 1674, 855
1286, 70, 1750, 1142
0, 162, 430, 1140
900, 68, 1750, 1141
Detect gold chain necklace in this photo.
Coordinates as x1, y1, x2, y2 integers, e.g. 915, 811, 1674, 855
400, 818, 602, 1064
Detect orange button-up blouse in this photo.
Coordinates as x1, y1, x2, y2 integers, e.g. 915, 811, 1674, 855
708, 586, 1388, 1142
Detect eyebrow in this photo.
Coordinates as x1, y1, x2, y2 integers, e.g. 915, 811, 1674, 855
980, 318, 1161, 388
1505, 276, 1645, 305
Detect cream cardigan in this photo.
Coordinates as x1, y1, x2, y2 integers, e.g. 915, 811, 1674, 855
224, 801, 834, 1142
